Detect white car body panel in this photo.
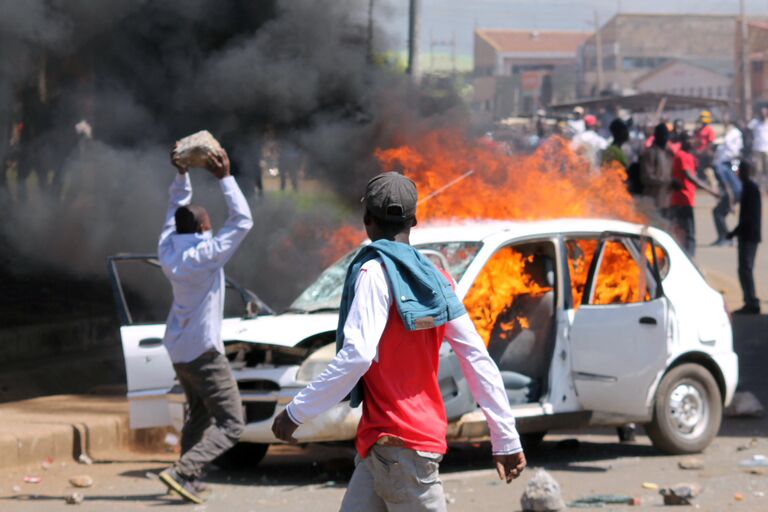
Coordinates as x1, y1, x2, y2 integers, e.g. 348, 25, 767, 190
116, 218, 738, 441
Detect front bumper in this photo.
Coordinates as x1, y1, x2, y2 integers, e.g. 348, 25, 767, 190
166, 364, 362, 444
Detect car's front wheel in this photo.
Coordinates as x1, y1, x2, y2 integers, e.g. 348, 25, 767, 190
645, 364, 722, 454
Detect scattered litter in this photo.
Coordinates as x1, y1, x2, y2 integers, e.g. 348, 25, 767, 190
41, 457, 54, 470
65, 492, 84, 505
725, 391, 764, 418
556, 438, 580, 451
734, 493, 745, 502
678, 458, 704, 470
445, 492, 456, 505
520, 469, 565, 511
642, 482, 660, 490
659, 483, 702, 506
755, 491, 765, 498
747, 467, 768, 476
77, 454, 93, 465
739, 454, 768, 468
23, 476, 41, 484
737, 437, 759, 451
69, 475, 94, 488
569, 494, 640, 507
145, 471, 159, 480
12, 485, 21, 493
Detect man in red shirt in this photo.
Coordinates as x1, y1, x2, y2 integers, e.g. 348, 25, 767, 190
694, 111, 716, 176
670, 132, 719, 256
272, 172, 526, 511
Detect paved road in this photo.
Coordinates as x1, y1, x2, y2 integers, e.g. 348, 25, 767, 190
1, 193, 766, 511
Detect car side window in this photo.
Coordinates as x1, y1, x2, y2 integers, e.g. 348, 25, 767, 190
464, 241, 556, 346
590, 238, 661, 305
565, 239, 599, 308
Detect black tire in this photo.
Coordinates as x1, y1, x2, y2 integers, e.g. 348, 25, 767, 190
213, 442, 269, 470
521, 431, 547, 450
646, 364, 722, 454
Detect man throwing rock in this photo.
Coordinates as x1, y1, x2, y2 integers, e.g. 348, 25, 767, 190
157, 144, 253, 503
272, 172, 525, 511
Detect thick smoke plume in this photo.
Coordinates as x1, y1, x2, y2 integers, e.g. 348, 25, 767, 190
0, 0, 466, 312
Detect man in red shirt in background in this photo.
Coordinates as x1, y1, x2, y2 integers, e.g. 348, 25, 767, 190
272, 172, 525, 511
694, 111, 716, 177
670, 132, 719, 257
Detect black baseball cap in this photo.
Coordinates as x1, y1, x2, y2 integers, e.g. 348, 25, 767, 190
362, 172, 418, 223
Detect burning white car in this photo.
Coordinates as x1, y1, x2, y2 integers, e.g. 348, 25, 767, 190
110, 218, 737, 464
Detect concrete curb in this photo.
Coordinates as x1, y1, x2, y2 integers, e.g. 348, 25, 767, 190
0, 395, 168, 470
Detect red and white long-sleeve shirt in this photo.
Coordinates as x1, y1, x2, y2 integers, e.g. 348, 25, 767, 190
286, 259, 521, 457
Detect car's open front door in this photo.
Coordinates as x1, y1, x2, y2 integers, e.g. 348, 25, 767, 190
108, 255, 175, 428
566, 234, 669, 418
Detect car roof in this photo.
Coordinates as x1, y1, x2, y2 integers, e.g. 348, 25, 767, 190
409, 218, 654, 245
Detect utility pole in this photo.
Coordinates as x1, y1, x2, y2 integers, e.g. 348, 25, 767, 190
407, 0, 421, 83
740, 0, 752, 122
594, 10, 604, 95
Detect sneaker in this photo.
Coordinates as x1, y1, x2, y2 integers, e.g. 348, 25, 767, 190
159, 468, 205, 504
191, 480, 210, 494
733, 305, 761, 315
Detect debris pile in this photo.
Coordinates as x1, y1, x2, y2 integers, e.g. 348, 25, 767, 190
659, 482, 702, 506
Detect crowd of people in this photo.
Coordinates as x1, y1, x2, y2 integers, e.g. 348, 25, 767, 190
562, 106, 763, 315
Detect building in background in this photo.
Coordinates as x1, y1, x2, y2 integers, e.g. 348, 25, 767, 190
634, 59, 734, 99
472, 29, 590, 118
580, 13, 736, 97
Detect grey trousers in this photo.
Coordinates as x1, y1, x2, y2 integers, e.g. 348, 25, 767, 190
173, 351, 244, 479
340, 445, 447, 512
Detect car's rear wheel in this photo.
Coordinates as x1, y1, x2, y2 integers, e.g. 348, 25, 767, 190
646, 364, 722, 454
213, 442, 269, 470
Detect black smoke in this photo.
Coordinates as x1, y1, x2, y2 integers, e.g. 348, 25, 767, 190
0, 0, 467, 314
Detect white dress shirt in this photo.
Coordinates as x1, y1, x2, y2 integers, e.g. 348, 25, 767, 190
158, 174, 253, 364
287, 259, 522, 455
749, 118, 768, 153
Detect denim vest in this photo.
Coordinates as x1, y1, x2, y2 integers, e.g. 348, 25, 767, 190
335, 239, 466, 407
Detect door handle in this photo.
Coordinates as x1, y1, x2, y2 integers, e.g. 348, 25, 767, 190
138, 338, 163, 348
639, 316, 657, 325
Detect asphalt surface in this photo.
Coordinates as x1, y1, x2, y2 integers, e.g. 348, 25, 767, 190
1, 193, 766, 511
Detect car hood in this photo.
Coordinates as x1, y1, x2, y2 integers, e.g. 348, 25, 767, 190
221, 312, 339, 348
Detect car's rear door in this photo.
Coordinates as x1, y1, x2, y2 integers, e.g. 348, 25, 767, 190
566, 234, 669, 418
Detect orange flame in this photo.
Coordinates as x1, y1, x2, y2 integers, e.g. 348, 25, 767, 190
464, 247, 552, 346
323, 129, 649, 345
376, 130, 643, 224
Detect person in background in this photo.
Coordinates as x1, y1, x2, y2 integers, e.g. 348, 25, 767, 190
639, 123, 675, 219
670, 132, 720, 257
603, 118, 629, 174
571, 114, 608, 171
728, 161, 762, 314
694, 111, 716, 178
668, 118, 685, 154
272, 172, 526, 511
567, 106, 586, 137
748, 106, 768, 191
157, 145, 253, 504
711, 120, 744, 246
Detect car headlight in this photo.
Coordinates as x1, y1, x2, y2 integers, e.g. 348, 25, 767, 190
296, 342, 337, 383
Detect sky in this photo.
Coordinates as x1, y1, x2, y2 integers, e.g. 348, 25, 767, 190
378, 0, 768, 68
